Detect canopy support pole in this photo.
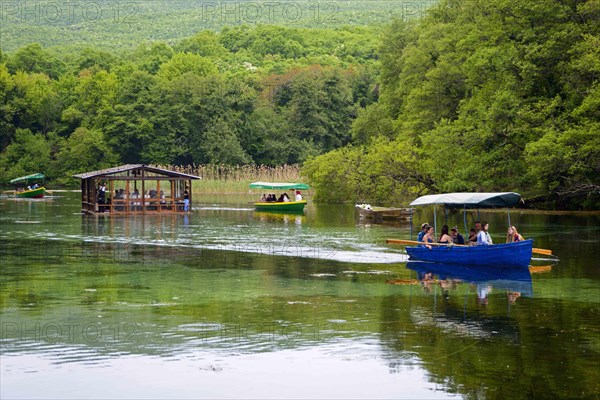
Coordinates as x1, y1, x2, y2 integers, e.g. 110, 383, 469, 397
507, 207, 511, 227
463, 206, 468, 237
433, 205, 437, 233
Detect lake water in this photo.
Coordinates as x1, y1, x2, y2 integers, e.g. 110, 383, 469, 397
1, 192, 599, 399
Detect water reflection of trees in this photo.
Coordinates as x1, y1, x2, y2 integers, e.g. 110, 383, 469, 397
2, 238, 599, 398
377, 273, 599, 398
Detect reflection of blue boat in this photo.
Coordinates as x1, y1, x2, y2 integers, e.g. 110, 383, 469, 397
406, 240, 533, 268
406, 261, 533, 297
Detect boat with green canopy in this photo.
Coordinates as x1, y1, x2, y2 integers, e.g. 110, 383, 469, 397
10, 173, 46, 198
249, 182, 309, 212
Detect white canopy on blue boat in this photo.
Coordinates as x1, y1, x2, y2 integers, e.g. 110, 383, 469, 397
410, 192, 522, 208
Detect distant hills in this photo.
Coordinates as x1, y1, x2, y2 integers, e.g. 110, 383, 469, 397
0, 0, 439, 52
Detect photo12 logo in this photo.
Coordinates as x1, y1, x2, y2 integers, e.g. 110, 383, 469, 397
0, 1, 140, 24
197, 1, 339, 24
1, 321, 139, 344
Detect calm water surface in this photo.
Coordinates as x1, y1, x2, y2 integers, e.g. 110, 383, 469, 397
1, 192, 599, 399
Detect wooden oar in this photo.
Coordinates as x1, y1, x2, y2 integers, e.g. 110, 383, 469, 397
386, 239, 458, 247
529, 265, 553, 274
532, 247, 552, 255
386, 238, 554, 256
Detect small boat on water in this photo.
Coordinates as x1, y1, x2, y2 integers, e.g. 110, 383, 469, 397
387, 192, 542, 268
405, 239, 533, 268
355, 204, 414, 222
10, 173, 46, 198
249, 182, 309, 212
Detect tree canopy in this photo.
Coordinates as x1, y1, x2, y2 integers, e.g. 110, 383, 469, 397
304, 0, 600, 209
0, 25, 381, 185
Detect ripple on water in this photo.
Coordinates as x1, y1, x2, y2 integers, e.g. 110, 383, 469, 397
21, 229, 408, 264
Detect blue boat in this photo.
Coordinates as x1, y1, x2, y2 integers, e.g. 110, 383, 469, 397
406, 240, 533, 268
389, 192, 540, 268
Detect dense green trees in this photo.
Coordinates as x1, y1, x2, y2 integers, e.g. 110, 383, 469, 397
305, 0, 600, 209
0, 25, 380, 185
1, 0, 598, 209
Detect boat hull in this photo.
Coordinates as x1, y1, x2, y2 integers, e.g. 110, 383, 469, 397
405, 239, 533, 268
16, 187, 46, 198
254, 200, 307, 212
355, 205, 414, 221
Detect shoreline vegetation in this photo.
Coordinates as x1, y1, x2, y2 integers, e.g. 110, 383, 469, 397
162, 164, 304, 194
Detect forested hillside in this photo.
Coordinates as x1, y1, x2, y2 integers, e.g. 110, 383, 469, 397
304, 0, 600, 209
0, 0, 435, 52
0, 25, 381, 184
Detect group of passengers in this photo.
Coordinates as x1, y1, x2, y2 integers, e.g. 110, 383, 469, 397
417, 220, 524, 249
259, 191, 303, 203
98, 185, 176, 211
113, 188, 166, 203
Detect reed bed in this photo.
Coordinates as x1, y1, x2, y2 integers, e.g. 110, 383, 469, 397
154, 164, 304, 194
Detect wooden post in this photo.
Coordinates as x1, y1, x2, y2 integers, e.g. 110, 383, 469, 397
142, 173, 146, 213
157, 180, 161, 212
171, 180, 175, 211
109, 180, 114, 213
126, 180, 130, 213
187, 179, 191, 212
81, 179, 86, 213
93, 178, 98, 213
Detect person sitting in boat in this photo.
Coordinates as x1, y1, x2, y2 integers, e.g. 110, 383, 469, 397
476, 222, 493, 245
131, 189, 142, 210
282, 193, 290, 202
295, 191, 303, 201
277, 194, 285, 202
98, 183, 106, 205
468, 229, 477, 245
438, 225, 452, 244
417, 223, 430, 242
259, 194, 267, 202
422, 226, 436, 249
506, 226, 524, 243
450, 226, 465, 245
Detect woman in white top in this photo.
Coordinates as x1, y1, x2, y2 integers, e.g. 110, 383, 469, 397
476, 222, 493, 245
295, 191, 302, 201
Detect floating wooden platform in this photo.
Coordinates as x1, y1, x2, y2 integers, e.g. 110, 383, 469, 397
355, 205, 415, 222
